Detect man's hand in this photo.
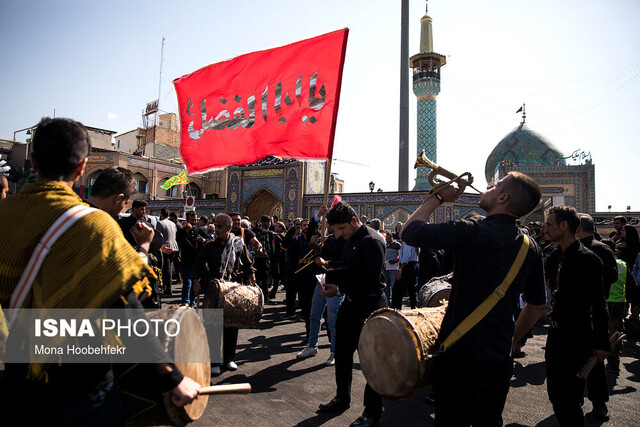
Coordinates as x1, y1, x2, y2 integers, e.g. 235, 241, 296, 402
160, 244, 174, 254
315, 257, 327, 267
435, 183, 462, 203
132, 221, 154, 249
321, 283, 339, 297
170, 376, 200, 407
192, 279, 201, 297
318, 205, 328, 217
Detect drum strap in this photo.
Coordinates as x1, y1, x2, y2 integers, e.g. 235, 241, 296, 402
8, 205, 97, 325
435, 234, 530, 354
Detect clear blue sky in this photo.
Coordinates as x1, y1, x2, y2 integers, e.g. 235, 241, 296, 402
2, 0, 639, 212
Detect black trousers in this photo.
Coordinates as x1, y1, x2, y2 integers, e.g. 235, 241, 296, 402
433, 350, 512, 426
269, 262, 282, 298
223, 327, 239, 364
391, 261, 418, 309
285, 260, 298, 316
161, 251, 176, 294
254, 257, 271, 297
335, 293, 387, 416
298, 272, 316, 339
586, 361, 609, 405
546, 328, 591, 426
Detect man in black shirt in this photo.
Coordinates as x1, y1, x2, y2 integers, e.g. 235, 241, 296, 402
319, 202, 387, 427
254, 215, 275, 303
577, 213, 617, 420
544, 206, 610, 425
230, 212, 261, 253
86, 167, 135, 218
193, 214, 256, 374
401, 171, 547, 426
176, 210, 209, 307
118, 199, 148, 247
270, 221, 286, 299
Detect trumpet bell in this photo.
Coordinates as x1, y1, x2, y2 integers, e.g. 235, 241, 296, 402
414, 149, 438, 169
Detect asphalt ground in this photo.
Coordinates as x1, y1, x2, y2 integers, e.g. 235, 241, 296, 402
2, 281, 637, 426
182, 287, 640, 427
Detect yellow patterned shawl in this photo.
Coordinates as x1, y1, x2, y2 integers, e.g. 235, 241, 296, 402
0, 181, 153, 379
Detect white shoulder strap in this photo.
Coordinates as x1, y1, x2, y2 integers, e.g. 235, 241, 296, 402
8, 205, 97, 323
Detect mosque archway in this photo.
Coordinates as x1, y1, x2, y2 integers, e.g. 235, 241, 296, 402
382, 208, 412, 231
132, 172, 149, 195
157, 177, 178, 198
244, 189, 283, 223
187, 182, 201, 199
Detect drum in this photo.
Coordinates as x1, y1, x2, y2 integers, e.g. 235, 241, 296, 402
118, 307, 210, 426
417, 278, 451, 308
358, 305, 447, 400
203, 280, 264, 329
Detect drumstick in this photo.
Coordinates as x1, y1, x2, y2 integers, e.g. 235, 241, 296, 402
199, 383, 252, 395
576, 332, 626, 379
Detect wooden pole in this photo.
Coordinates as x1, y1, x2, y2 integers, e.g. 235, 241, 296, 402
320, 158, 332, 243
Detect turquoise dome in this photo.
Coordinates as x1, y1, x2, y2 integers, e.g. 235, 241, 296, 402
485, 123, 566, 183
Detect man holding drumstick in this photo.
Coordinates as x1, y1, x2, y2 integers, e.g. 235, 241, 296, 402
193, 213, 256, 375
0, 117, 200, 425
319, 201, 387, 427
401, 172, 547, 426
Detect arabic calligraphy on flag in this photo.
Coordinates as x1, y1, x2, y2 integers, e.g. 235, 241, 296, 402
161, 170, 188, 189
173, 29, 349, 173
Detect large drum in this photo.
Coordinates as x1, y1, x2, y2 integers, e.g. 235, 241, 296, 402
203, 280, 264, 329
358, 305, 447, 400
118, 307, 210, 426
417, 277, 451, 308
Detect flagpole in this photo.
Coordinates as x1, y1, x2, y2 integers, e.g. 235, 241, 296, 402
320, 158, 332, 243
319, 29, 348, 244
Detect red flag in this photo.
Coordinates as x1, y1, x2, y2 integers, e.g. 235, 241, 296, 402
173, 29, 349, 173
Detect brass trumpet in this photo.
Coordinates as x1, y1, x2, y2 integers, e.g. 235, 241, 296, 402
414, 149, 481, 194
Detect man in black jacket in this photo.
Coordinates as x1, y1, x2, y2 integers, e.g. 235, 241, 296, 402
176, 210, 209, 307
544, 206, 610, 425
401, 171, 547, 426
575, 213, 617, 420
319, 201, 387, 427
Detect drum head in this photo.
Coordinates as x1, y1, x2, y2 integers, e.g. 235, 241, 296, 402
164, 308, 210, 423
417, 279, 451, 308
358, 309, 423, 400
122, 308, 211, 426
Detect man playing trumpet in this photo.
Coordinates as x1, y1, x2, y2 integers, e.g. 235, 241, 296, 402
401, 171, 547, 426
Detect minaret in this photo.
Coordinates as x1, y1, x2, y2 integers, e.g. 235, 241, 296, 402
410, 1, 446, 191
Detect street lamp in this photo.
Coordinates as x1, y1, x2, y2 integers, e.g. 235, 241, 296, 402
369, 181, 375, 193
13, 125, 37, 169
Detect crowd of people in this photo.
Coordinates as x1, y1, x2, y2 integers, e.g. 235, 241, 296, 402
1, 117, 640, 426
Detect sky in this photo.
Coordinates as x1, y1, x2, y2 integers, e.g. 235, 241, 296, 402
1, 0, 639, 212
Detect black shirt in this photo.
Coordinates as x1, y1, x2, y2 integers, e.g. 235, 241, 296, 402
193, 237, 255, 284
403, 214, 546, 364
176, 225, 209, 266
322, 234, 347, 269
545, 240, 610, 351
579, 236, 618, 297
326, 225, 385, 298
231, 227, 256, 251
117, 214, 140, 247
